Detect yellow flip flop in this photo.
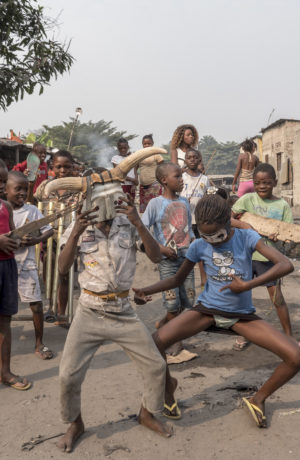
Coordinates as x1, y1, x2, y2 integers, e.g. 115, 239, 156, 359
242, 397, 267, 428
3, 376, 32, 391
163, 401, 182, 420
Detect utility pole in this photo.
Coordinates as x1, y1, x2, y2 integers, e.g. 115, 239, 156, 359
68, 107, 82, 150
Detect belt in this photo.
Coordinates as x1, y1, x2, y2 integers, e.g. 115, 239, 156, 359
83, 289, 129, 301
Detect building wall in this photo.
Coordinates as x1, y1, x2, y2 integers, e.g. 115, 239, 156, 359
262, 121, 300, 206
253, 136, 263, 161
293, 129, 300, 207
0, 148, 27, 170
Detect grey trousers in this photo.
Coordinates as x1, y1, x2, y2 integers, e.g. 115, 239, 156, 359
59, 302, 166, 423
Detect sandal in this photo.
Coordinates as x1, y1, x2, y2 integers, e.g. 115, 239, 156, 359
2, 375, 32, 391
233, 338, 250, 351
35, 345, 54, 360
163, 401, 182, 420
54, 315, 70, 329
242, 397, 267, 428
44, 310, 56, 323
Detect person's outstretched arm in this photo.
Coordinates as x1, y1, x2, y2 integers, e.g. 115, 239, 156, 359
220, 240, 293, 294
133, 258, 195, 304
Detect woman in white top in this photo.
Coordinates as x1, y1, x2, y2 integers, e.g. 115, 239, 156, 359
170, 124, 199, 168
111, 138, 138, 201
138, 134, 164, 213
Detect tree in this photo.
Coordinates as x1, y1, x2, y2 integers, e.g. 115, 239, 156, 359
36, 119, 137, 166
199, 136, 240, 175
0, 0, 73, 110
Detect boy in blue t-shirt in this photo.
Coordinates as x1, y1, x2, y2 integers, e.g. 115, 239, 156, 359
134, 194, 300, 427
142, 162, 195, 359
231, 163, 295, 350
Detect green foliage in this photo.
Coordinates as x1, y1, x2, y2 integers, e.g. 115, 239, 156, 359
160, 143, 171, 161
0, 0, 73, 110
161, 135, 240, 173
37, 119, 137, 166
199, 136, 240, 175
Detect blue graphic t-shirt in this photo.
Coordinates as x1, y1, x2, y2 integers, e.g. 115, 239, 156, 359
186, 228, 261, 314
142, 196, 194, 256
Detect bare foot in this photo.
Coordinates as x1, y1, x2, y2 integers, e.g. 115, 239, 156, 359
57, 414, 85, 453
138, 407, 173, 438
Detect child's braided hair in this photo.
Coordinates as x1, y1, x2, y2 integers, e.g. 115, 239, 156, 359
195, 194, 231, 226
240, 138, 255, 153
170, 124, 199, 150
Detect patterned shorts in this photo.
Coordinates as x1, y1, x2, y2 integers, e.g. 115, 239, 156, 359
158, 256, 195, 313
18, 269, 42, 303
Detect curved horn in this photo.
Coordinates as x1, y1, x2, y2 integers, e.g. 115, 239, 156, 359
44, 177, 86, 197
108, 147, 167, 182
44, 147, 167, 193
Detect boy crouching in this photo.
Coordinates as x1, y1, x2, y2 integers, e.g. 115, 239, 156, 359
57, 196, 172, 453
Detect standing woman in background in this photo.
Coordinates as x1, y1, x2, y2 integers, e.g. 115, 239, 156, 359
232, 138, 259, 197
111, 138, 138, 201
170, 124, 200, 168
138, 134, 164, 213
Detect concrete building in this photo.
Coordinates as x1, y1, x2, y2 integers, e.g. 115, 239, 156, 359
260, 119, 300, 206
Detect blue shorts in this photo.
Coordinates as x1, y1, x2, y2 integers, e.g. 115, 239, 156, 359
0, 258, 18, 316
158, 256, 195, 314
252, 260, 277, 287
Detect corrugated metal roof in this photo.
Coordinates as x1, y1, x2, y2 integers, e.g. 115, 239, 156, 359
0, 139, 31, 151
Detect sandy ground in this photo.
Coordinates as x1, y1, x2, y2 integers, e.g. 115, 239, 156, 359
2, 252, 300, 460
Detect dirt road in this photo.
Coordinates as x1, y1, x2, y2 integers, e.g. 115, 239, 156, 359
1, 253, 300, 459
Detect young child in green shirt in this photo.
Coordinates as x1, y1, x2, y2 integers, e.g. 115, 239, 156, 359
231, 163, 297, 350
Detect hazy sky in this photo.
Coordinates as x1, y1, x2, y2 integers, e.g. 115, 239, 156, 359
1, 0, 300, 150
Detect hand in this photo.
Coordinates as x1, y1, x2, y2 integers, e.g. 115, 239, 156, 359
23, 169, 29, 177
268, 232, 279, 242
72, 206, 99, 237
132, 288, 152, 305
219, 275, 249, 294
232, 184, 236, 193
115, 195, 140, 227
161, 246, 177, 260
20, 234, 38, 247
0, 234, 19, 254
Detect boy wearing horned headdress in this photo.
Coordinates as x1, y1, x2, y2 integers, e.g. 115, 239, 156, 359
46, 148, 172, 452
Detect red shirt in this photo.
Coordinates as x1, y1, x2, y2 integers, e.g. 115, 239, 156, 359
0, 199, 13, 260
13, 160, 48, 192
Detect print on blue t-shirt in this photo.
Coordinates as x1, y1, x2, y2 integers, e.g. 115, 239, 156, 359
186, 228, 261, 314
142, 196, 194, 251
